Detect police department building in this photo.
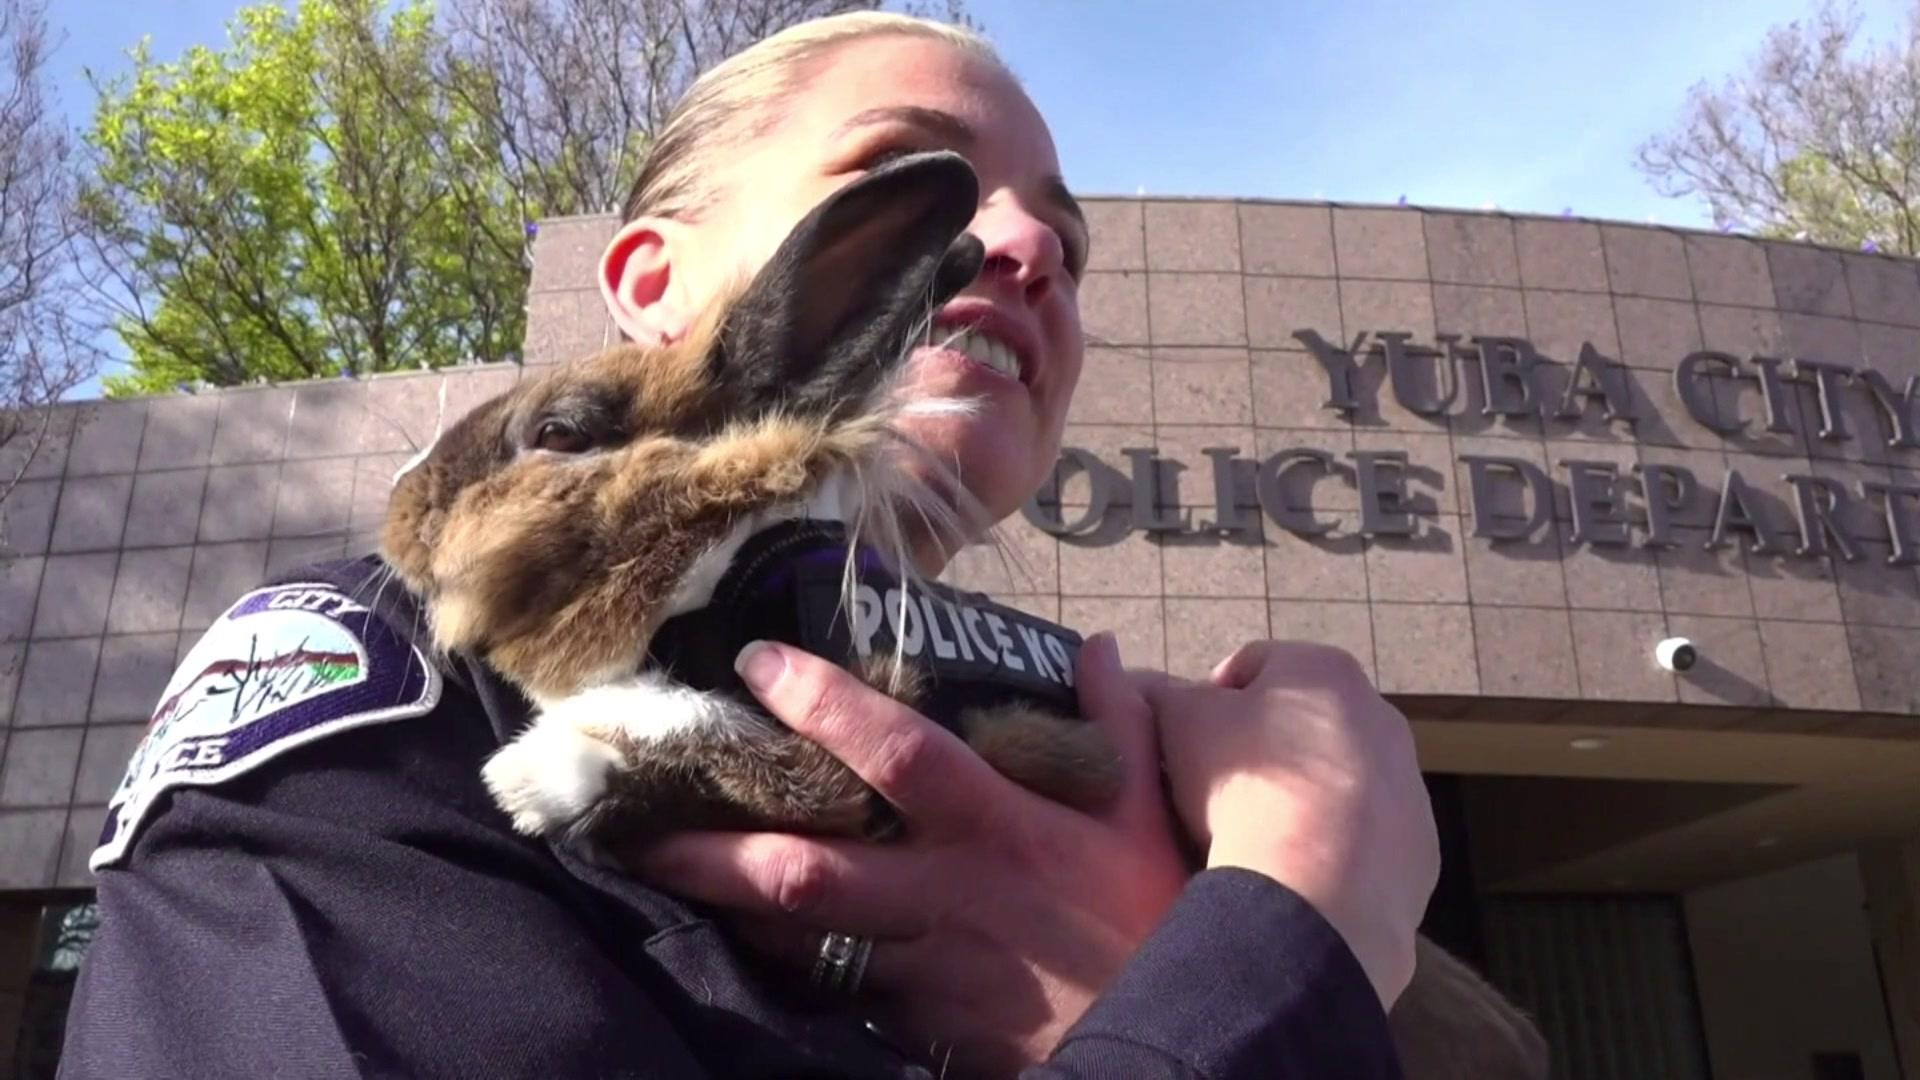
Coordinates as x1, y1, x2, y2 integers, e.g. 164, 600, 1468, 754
3, 199, 1919, 1079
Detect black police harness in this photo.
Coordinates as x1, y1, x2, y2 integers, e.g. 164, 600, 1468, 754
646, 519, 1085, 738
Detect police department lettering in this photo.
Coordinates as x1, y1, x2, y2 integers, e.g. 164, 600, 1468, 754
847, 582, 1076, 689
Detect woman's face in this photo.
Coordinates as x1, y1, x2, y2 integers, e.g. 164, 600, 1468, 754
612, 35, 1087, 550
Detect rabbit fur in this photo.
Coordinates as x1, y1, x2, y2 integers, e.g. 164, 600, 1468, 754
377, 150, 1550, 1080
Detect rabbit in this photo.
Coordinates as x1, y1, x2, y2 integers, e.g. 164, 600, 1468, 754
378, 149, 1550, 1080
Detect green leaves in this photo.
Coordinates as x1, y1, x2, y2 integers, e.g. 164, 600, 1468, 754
81, 0, 528, 395
77, 0, 974, 396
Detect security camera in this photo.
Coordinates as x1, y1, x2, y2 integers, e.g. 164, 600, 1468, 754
1655, 637, 1697, 673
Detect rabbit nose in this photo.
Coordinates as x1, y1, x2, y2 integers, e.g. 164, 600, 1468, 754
933, 235, 987, 306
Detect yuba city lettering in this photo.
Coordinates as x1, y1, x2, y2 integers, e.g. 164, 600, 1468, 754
1021, 328, 1920, 565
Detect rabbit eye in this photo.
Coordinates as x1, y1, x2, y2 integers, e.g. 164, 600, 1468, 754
533, 420, 592, 454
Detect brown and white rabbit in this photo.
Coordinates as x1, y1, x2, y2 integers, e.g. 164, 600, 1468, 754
378, 150, 1549, 1080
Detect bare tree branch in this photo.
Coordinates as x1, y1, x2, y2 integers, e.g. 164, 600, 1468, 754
0, 0, 97, 519
425, 0, 973, 220
1638, 0, 1920, 253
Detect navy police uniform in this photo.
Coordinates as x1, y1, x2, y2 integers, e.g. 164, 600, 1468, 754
57, 550, 1404, 1079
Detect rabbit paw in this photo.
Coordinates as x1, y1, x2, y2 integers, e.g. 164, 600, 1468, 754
482, 718, 626, 838
481, 672, 754, 838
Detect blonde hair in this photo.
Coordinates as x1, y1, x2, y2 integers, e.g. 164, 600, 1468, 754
620, 12, 999, 222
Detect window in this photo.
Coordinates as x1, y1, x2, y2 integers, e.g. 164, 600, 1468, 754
11, 898, 99, 1080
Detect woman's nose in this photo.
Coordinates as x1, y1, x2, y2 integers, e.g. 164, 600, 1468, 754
969, 197, 1066, 308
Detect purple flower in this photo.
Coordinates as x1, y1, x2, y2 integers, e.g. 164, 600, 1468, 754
525, 222, 540, 237
1862, 240, 1880, 253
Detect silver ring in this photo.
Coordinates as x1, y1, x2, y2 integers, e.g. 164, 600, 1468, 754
811, 930, 874, 996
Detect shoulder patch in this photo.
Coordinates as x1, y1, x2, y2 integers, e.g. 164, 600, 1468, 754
92, 581, 442, 870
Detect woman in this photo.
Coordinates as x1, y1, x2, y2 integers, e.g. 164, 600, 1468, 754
57, 12, 1438, 1079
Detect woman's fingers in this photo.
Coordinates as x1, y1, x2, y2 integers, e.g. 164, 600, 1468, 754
734, 640, 1009, 827
721, 912, 921, 991
1072, 633, 1163, 827
1209, 639, 1282, 689
1209, 638, 1375, 696
627, 829, 937, 939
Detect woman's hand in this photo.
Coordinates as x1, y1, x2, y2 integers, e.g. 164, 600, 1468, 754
625, 632, 1190, 1076
1141, 641, 1440, 1011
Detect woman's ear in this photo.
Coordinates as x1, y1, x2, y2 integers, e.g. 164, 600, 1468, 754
601, 216, 695, 346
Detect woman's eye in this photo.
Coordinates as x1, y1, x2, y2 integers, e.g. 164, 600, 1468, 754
859, 144, 918, 170
1062, 234, 1088, 280
533, 420, 592, 454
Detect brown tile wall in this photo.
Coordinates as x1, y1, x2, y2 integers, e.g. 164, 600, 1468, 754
1036, 198, 1920, 715
4, 202, 1918, 889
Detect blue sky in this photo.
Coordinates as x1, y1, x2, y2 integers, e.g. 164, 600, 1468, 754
973, 0, 1913, 219
43, 0, 1918, 394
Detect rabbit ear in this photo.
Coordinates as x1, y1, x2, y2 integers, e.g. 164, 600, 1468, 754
713, 149, 985, 421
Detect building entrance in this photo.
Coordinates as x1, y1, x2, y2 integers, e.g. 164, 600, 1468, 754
1421, 716, 1920, 1080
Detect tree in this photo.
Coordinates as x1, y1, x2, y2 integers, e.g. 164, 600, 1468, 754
77, 0, 525, 396
0, 0, 96, 509
78, 0, 971, 397
422, 0, 973, 220
1636, 0, 1920, 255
